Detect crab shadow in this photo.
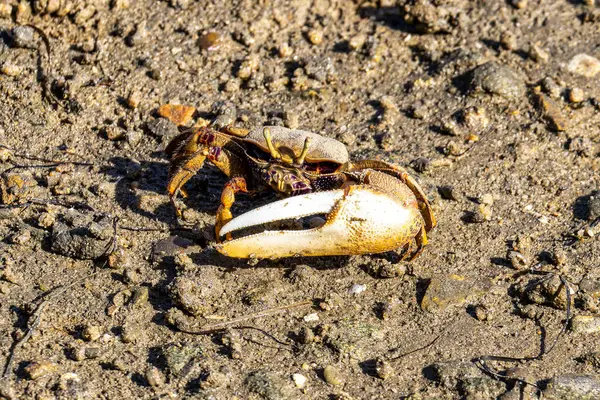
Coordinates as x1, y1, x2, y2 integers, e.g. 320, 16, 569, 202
103, 155, 230, 225
188, 249, 353, 271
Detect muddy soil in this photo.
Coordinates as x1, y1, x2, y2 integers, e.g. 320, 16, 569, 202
0, 0, 599, 399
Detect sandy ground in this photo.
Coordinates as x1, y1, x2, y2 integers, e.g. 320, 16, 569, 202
0, 0, 600, 399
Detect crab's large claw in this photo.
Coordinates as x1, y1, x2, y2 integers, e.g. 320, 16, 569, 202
214, 185, 425, 259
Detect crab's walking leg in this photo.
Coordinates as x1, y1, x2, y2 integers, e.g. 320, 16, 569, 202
166, 128, 249, 217
348, 160, 436, 232
215, 177, 248, 241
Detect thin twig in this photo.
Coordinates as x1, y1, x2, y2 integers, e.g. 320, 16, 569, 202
473, 272, 572, 390
174, 300, 313, 335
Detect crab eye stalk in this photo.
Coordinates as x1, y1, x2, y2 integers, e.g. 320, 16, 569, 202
263, 128, 281, 160
294, 137, 312, 165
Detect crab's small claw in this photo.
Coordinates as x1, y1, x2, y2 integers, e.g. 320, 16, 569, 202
214, 185, 424, 259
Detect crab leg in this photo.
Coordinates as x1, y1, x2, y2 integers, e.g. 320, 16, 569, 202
215, 177, 248, 241
215, 185, 423, 259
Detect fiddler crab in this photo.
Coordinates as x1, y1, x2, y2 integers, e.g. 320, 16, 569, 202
163, 106, 436, 259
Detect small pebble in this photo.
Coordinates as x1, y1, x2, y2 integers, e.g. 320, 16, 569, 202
199, 31, 221, 51
0, 4, 12, 18
510, 0, 528, 8
375, 358, 394, 380
479, 193, 494, 206
292, 373, 307, 388
82, 325, 102, 342
569, 87, 585, 103
507, 250, 529, 270
567, 53, 600, 78
24, 361, 57, 380
541, 77, 562, 99
470, 62, 526, 99
127, 92, 141, 109
15, 1, 31, 23
529, 42, 549, 63
11, 25, 35, 48
146, 367, 165, 387
348, 284, 367, 295
500, 31, 517, 50
307, 29, 323, 45
0, 64, 22, 77
278, 42, 293, 58
127, 21, 148, 47
349, 34, 366, 50
571, 315, 600, 334
473, 304, 490, 321
304, 313, 319, 322
323, 365, 344, 386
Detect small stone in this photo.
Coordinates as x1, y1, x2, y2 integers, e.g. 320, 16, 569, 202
11, 26, 35, 48
24, 360, 57, 380
507, 250, 529, 270
131, 286, 149, 307
104, 126, 125, 141
107, 248, 131, 270
146, 118, 179, 138
306, 29, 323, 45
541, 77, 562, 99
567, 54, 600, 78
121, 324, 141, 343
159, 103, 197, 126
127, 91, 141, 109
569, 87, 585, 103
534, 93, 567, 131
283, 111, 299, 130
510, 0, 528, 8
199, 31, 221, 51
479, 193, 494, 206
323, 365, 344, 386
529, 42, 549, 63
518, 274, 574, 309
224, 79, 240, 93
278, 42, 293, 58
500, 31, 517, 50
299, 327, 315, 344
127, 21, 148, 47
73, 5, 95, 25
111, 0, 130, 9
82, 325, 102, 342
303, 313, 319, 322
470, 62, 526, 99
349, 34, 366, 50
375, 358, 394, 380
146, 367, 165, 387
292, 373, 307, 388
348, 284, 366, 295
58, 373, 81, 393
0, 64, 23, 77
421, 274, 490, 313
543, 375, 600, 399
0, 4, 12, 18
438, 185, 460, 201
15, 1, 31, 23
473, 304, 490, 321
200, 370, 229, 389
571, 315, 600, 334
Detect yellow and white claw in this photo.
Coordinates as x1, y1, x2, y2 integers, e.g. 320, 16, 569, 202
214, 185, 423, 259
